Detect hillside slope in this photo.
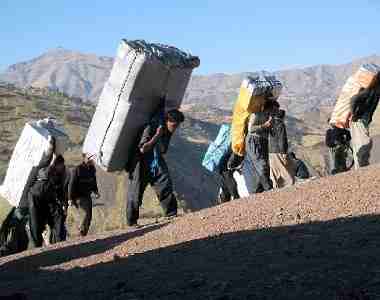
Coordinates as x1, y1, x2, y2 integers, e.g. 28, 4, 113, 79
1, 165, 380, 300
0, 84, 222, 233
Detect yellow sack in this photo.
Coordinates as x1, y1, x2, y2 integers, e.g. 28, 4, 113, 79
330, 63, 380, 128
231, 80, 266, 156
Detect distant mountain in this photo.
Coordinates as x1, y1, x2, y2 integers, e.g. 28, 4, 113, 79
0, 48, 113, 102
1, 48, 379, 114
186, 55, 380, 114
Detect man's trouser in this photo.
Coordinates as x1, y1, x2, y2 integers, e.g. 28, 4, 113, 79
127, 155, 177, 226
242, 135, 272, 194
73, 196, 92, 236
329, 144, 348, 174
351, 120, 373, 169
269, 153, 295, 189
219, 169, 240, 202
28, 194, 64, 248
0, 207, 29, 257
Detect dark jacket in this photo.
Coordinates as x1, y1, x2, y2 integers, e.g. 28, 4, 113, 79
28, 168, 58, 205
294, 159, 310, 179
351, 87, 380, 126
268, 112, 288, 154
139, 118, 173, 155
68, 164, 98, 200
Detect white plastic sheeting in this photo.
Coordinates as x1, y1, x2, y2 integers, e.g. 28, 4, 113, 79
330, 63, 380, 128
83, 39, 200, 172
0, 119, 68, 207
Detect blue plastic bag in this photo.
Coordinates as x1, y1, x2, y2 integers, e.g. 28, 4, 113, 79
202, 124, 231, 172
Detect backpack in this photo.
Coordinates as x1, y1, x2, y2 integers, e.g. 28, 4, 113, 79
325, 127, 351, 148
202, 124, 231, 172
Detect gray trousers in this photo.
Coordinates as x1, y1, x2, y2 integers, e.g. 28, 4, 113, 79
242, 135, 272, 194
126, 155, 177, 226
350, 120, 372, 169
73, 196, 92, 236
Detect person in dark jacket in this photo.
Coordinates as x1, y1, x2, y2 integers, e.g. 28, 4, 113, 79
325, 122, 352, 175
241, 100, 274, 194
268, 102, 295, 188
68, 153, 99, 236
217, 147, 240, 203
288, 152, 310, 179
0, 136, 57, 256
350, 75, 380, 169
126, 107, 185, 227
28, 155, 67, 248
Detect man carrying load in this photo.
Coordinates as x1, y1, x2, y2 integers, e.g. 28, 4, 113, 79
329, 63, 380, 170
350, 74, 380, 169
241, 100, 274, 194
28, 155, 68, 248
126, 105, 185, 227
68, 153, 99, 236
268, 101, 294, 189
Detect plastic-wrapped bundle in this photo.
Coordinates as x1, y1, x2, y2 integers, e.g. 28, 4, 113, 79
83, 39, 200, 172
202, 124, 231, 172
231, 75, 283, 156
330, 63, 380, 128
0, 119, 68, 207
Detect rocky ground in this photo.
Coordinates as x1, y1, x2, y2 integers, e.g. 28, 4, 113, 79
1, 165, 380, 300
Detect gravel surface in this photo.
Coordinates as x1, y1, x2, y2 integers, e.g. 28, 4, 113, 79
1, 165, 380, 300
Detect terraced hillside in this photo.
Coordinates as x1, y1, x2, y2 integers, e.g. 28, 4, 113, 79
0, 84, 223, 234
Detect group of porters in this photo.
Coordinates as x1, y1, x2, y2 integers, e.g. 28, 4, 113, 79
203, 63, 380, 200
0, 39, 379, 258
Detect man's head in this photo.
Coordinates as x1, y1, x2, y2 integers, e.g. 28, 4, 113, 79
289, 152, 297, 160
166, 109, 185, 133
263, 100, 279, 113
51, 154, 65, 175
82, 153, 95, 166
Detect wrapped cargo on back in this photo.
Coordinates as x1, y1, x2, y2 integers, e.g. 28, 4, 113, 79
0, 119, 68, 207
330, 63, 380, 128
202, 124, 231, 172
83, 39, 200, 172
231, 74, 282, 156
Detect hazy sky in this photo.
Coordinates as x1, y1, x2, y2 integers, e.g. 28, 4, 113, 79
1, 0, 379, 74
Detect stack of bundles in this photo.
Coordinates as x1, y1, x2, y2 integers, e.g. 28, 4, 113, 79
0, 119, 68, 207
330, 63, 380, 128
231, 74, 283, 156
202, 124, 231, 172
83, 39, 200, 172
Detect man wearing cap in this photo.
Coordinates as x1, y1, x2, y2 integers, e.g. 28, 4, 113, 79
68, 153, 99, 236
126, 107, 185, 227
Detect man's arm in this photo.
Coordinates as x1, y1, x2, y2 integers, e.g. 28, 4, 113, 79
140, 126, 164, 153
351, 88, 370, 121
67, 167, 77, 202
38, 136, 56, 168
248, 114, 272, 133
91, 166, 99, 195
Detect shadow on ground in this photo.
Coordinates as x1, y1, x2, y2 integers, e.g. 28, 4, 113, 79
0, 223, 166, 283
2, 215, 380, 300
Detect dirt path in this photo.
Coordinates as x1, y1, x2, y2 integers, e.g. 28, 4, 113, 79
1, 165, 380, 299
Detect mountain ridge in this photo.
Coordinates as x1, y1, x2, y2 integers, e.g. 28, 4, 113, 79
1, 49, 379, 115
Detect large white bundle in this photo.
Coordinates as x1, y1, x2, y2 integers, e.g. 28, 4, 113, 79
0, 119, 68, 207
83, 39, 200, 172
330, 63, 380, 128
233, 171, 249, 198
